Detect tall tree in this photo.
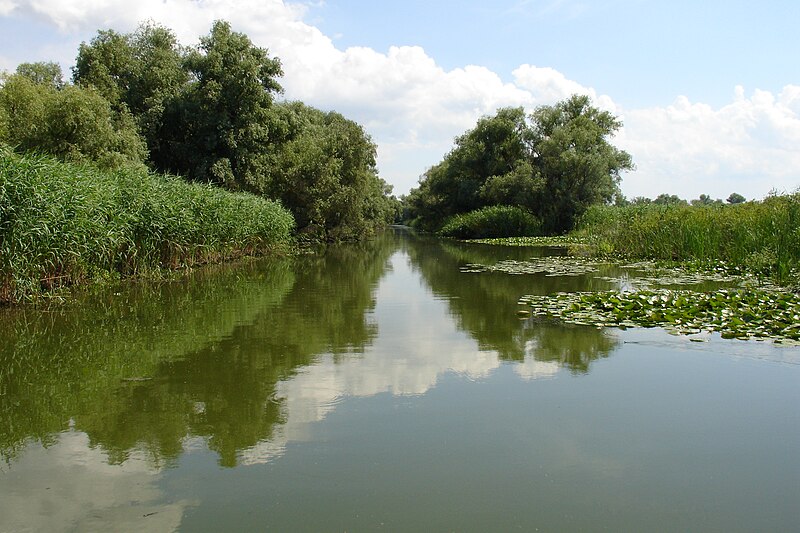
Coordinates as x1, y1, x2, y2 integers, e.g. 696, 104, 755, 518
265, 102, 396, 240
406, 95, 633, 234
74, 22, 188, 160
15, 62, 64, 88
530, 95, 632, 233
155, 20, 285, 190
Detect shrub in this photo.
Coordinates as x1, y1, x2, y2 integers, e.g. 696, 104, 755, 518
439, 205, 541, 239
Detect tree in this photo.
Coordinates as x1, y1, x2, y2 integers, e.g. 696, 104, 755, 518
691, 193, 722, 206
727, 192, 746, 204
16, 62, 64, 88
0, 73, 146, 167
265, 102, 396, 240
530, 95, 633, 233
405, 95, 633, 234
155, 20, 285, 190
74, 22, 188, 160
652, 193, 686, 205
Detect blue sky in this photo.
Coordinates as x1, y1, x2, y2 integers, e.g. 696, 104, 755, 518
1, 0, 799, 200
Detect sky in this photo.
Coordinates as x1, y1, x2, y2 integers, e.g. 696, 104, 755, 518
1, 0, 799, 201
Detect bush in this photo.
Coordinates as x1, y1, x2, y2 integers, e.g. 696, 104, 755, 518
0, 148, 295, 302
439, 205, 541, 239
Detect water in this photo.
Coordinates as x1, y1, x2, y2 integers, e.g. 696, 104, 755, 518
1, 229, 798, 532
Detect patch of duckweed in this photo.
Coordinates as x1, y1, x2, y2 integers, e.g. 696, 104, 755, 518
519, 288, 800, 344
462, 257, 604, 276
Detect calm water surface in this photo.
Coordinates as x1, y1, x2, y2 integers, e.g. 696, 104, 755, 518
1, 229, 799, 532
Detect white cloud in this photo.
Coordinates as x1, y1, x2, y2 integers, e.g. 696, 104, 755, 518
1, 0, 798, 199
617, 85, 800, 200
0, 430, 193, 532
512, 63, 617, 111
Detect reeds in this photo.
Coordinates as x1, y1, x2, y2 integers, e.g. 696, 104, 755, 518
439, 205, 541, 239
0, 148, 295, 302
575, 195, 800, 283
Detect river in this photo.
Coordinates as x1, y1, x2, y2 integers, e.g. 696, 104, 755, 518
1, 228, 798, 531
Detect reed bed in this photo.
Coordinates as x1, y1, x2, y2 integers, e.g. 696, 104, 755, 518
575, 195, 800, 284
0, 148, 295, 302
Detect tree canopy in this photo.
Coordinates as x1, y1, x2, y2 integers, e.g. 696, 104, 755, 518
2, 20, 398, 241
406, 95, 633, 234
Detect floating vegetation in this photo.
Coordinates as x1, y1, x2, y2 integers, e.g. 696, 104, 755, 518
462, 257, 604, 276
466, 236, 587, 247
519, 288, 800, 344
601, 261, 766, 289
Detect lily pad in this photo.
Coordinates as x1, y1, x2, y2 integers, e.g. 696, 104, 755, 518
519, 288, 800, 343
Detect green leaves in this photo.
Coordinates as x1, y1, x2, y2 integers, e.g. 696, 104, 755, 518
405, 95, 632, 234
520, 288, 800, 343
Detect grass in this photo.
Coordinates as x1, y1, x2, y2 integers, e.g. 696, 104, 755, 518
573, 196, 800, 285
0, 147, 295, 303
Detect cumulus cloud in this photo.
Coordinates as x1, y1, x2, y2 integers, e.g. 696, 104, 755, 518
512, 64, 617, 111
1, 0, 798, 199
617, 85, 800, 200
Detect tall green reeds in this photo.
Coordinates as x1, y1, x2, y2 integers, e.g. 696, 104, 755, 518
439, 205, 541, 239
575, 195, 800, 283
0, 147, 295, 302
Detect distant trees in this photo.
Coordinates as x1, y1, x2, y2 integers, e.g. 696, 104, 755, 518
727, 192, 746, 204
405, 95, 633, 234
2, 20, 397, 241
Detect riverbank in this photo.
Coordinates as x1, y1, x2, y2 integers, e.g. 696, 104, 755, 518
0, 149, 295, 304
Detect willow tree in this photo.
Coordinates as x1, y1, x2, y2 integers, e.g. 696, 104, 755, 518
406, 95, 633, 234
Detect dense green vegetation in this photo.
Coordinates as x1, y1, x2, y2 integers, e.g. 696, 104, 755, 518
521, 288, 800, 344
0, 148, 294, 303
439, 205, 540, 239
404, 97, 632, 235
575, 194, 800, 284
1, 20, 397, 246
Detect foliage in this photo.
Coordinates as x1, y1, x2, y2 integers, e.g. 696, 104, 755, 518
0, 148, 294, 303
520, 288, 800, 343
71, 20, 396, 240
574, 194, 800, 284
653, 193, 687, 205
15, 61, 64, 88
727, 192, 746, 204
406, 95, 632, 235
439, 205, 541, 239
0, 73, 147, 168
264, 102, 398, 240
529, 95, 633, 233
73, 22, 189, 160
158, 20, 286, 190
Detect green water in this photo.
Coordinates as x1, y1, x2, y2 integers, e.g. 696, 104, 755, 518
1, 229, 798, 532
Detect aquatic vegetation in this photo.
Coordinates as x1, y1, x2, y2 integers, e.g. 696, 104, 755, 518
519, 288, 800, 344
439, 206, 541, 239
461, 256, 604, 276
465, 235, 586, 247
0, 149, 295, 303
575, 196, 800, 285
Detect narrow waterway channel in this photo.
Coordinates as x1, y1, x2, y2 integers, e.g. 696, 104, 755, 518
1, 228, 798, 531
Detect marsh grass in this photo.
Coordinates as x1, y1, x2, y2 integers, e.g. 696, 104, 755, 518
0, 148, 295, 303
575, 196, 800, 284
